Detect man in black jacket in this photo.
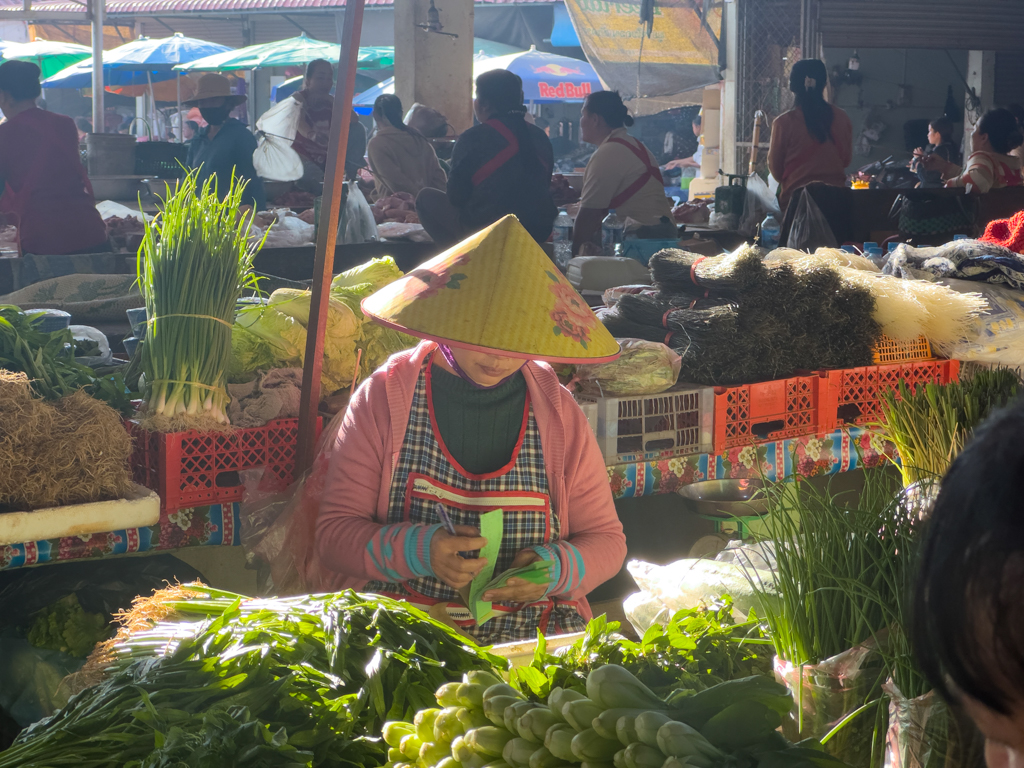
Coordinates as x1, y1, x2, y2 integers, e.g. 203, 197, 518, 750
416, 70, 557, 247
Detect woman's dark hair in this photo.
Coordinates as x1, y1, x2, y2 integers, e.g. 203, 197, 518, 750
374, 94, 407, 131
0, 60, 42, 101
475, 69, 527, 117
913, 395, 1024, 715
584, 90, 634, 129
304, 59, 332, 80
928, 116, 953, 144
978, 108, 1024, 154
693, 113, 702, 128
789, 59, 833, 144
475, 70, 544, 175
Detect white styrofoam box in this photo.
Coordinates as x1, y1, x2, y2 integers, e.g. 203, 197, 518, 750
580, 385, 714, 464
566, 256, 651, 293
577, 399, 598, 436
0, 484, 160, 545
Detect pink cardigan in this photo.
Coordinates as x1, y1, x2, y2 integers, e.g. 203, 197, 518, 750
316, 341, 626, 619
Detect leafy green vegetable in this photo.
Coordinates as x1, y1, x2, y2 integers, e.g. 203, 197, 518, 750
229, 324, 278, 382
26, 593, 111, 659
235, 306, 307, 365
2, 588, 507, 768
331, 256, 403, 292
138, 168, 263, 424
511, 599, 773, 701
0, 305, 134, 415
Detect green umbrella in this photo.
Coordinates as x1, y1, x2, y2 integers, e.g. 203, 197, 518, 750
0, 40, 92, 80
175, 34, 394, 72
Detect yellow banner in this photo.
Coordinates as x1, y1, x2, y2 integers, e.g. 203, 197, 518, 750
565, 0, 721, 99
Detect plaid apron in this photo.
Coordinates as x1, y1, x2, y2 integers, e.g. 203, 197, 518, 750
366, 355, 586, 644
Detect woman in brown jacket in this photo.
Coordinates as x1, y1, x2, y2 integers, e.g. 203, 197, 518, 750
768, 59, 853, 214
367, 94, 447, 201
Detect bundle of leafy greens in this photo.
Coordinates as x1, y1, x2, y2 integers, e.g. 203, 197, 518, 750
0, 587, 506, 768
511, 599, 773, 701
0, 305, 134, 415
26, 593, 111, 659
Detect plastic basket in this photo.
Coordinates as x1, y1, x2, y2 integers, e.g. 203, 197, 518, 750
871, 335, 933, 365
713, 374, 822, 453
127, 417, 322, 509
819, 359, 961, 432
581, 386, 714, 464
134, 142, 188, 178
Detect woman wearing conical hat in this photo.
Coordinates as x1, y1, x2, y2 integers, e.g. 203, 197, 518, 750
316, 215, 626, 644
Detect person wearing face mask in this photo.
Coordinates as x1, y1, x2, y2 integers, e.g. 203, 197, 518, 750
184, 73, 265, 211
314, 215, 626, 644
415, 70, 557, 248
0, 61, 107, 255
921, 108, 1024, 194
289, 59, 367, 192
913, 395, 1024, 768
366, 94, 447, 201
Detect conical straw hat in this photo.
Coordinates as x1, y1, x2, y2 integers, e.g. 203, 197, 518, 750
362, 215, 620, 363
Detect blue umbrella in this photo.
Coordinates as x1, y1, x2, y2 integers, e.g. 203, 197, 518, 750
42, 34, 232, 89
353, 48, 598, 114
474, 46, 601, 103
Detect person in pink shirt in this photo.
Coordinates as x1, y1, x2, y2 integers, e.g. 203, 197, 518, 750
315, 215, 626, 644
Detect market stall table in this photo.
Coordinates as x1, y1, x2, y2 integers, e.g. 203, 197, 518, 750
0, 424, 885, 571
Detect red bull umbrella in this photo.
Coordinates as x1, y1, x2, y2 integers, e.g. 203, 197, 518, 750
474, 45, 602, 103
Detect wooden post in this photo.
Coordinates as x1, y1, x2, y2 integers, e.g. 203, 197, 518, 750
295, 0, 366, 474
749, 111, 765, 176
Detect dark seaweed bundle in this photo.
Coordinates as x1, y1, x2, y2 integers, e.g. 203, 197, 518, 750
650, 247, 765, 296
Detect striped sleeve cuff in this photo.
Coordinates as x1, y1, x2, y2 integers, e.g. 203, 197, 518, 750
366, 523, 441, 581
530, 541, 585, 597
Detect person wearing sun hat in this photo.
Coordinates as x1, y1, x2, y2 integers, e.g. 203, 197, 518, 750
316, 214, 626, 644
184, 73, 265, 210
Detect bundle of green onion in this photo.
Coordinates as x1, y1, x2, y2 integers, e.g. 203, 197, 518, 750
878, 368, 1022, 487
137, 169, 263, 426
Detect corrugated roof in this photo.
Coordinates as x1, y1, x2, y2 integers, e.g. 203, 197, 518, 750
0, 0, 553, 14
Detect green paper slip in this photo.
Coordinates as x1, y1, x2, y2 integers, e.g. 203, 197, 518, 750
456, 509, 554, 625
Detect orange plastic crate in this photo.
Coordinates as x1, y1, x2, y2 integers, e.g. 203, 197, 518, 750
819, 360, 960, 432
871, 335, 932, 365
127, 417, 321, 509
713, 374, 823, 453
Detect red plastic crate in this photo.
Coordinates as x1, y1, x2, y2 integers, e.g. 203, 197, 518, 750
713, 374, 823, 453
819, 359, 961, 432
127, 418, 322, 509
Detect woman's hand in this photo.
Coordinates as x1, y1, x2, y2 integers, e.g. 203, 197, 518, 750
430, 525, 488, 589
483, 549, 549, 605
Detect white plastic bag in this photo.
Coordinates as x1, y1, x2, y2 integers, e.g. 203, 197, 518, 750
575, 339, 681, 397
254, 98, 304, 182
931, 278, 1024, 366
338, 182, 379, 244
262, 211, 315, 248
626, 557, 775, 621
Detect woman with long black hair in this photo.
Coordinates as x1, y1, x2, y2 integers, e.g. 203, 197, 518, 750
416, 70, 556, 247
767, 59, 853, 213
367, 94, 447, 200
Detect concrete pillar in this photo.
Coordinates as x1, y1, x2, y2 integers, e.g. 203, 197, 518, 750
394, 0, 475, 134
720, 0, 739, 176
964, 50, 995, 157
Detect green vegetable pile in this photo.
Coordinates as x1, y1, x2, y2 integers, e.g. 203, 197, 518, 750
0, 305, 133, 416
138, 169, 263, 425
0, 587, 506, 768
511, 601, 773, 701
381, 664, 847, 768
26, 594, 111, 659
230, 256, 416, 393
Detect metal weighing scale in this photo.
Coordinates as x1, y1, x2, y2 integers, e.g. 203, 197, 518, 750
677, 478, 768, 558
